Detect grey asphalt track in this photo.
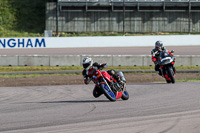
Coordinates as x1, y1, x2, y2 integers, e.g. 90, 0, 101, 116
0, 82, 200, 133
0, 45, 200, 133
0, 46, 200, 55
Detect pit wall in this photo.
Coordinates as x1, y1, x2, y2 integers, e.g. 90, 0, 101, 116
0, 55, 200, 66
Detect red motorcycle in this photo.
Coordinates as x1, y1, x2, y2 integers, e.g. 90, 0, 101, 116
88, 67, 129, 101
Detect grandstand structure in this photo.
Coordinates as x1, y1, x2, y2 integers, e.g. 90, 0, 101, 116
46, 0, 200, 33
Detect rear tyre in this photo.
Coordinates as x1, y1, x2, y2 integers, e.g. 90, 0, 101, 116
93, 88, 103, 98
100, 83, 116, 102
166, 67, 175, 84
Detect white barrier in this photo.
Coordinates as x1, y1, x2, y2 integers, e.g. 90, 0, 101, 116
0, 35, 200, 49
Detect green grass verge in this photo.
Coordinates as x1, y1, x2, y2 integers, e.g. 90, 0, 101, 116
0, 73, 200, 83
155, 78, 200, 83
176, 78, 200, 82
0, 66, 200, 72
58, 32, 200, 37
0, 29, 43, 37
1, 30, 200, 37
0, 73, 81, 78
0, 66, 82, 72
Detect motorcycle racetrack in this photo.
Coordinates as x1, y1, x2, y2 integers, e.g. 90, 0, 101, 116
0, 82, 200, 133
0, 46, 200, 132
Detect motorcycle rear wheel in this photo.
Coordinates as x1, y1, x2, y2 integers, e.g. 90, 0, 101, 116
100, 83, 116, 102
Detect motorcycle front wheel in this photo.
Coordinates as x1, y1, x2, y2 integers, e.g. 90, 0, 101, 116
166, 67, 175, 84
166, 80, 171, 83
100, 83, 116, 102
121, 84, 129, 100
121, 90, 129, 100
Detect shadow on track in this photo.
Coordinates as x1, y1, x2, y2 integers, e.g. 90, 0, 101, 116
31, 99, 110, 104
128, 82, 168, 86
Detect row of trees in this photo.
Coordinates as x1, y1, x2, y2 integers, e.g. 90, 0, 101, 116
0, 0, 47, 33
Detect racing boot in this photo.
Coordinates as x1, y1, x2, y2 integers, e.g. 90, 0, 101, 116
93, 86, 103, 98
173, 66, 176, 74
157, 70, 162, 76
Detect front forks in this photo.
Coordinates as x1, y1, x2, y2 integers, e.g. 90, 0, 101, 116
101, 78, 113, 93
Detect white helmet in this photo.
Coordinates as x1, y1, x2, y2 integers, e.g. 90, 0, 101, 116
82, 57, 93, 70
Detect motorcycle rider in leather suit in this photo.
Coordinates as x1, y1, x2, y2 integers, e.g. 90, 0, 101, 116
151, 41, 175, 76
82, 57, 123, 98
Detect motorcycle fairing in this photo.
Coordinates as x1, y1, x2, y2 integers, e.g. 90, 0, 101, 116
115, 91, 123, 99
101, 71, 112, 82
87, 68, 97, 77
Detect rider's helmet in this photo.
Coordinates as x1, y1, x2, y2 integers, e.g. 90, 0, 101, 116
155, 41, 163, 51
82, 57, 93, 70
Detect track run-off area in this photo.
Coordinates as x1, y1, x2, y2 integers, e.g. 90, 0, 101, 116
0, 82, 200, 133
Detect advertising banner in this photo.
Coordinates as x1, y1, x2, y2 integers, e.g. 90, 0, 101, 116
0, 35, 199, 49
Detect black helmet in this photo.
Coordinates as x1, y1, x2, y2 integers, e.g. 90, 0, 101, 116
82, 57, 93, 70
155, 41, 163, 49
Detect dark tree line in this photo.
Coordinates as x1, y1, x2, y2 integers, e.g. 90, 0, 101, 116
0, 0, 48, 33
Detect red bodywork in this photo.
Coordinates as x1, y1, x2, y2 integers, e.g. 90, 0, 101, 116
160, 60, 175, 80
88, 68, 122, 99
101, 71, 112, 82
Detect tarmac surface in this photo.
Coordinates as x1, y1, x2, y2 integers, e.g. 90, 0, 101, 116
0, 45, 200, 133
0, 82, 200, 133
0, 45, 200, 55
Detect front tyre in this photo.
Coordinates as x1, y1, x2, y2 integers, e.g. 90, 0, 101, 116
100, 83, 116, 102
166, 67, 175, 84
166, 79, 171, 83
121, 90, 129, 100
120, 83, 129, 100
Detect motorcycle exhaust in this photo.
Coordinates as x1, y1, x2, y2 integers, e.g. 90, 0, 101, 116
118, 71, 126, 82
118, 71, 126, 93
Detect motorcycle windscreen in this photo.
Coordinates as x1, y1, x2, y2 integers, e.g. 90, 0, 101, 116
159, 57, 172, 65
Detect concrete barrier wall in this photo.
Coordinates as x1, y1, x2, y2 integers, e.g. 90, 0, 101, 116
0, 55, 199, 67
50, 55, 80, 66
112, 55, 144, 66
0, 55, 18, 66
175, 55, 200, 66
81, 55, 113, 66
18, 56, 50, 66
191, 56, 200, 66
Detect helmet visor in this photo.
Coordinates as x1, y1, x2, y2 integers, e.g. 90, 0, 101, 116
83, 61, 91, 69
83, 63, 89, 69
